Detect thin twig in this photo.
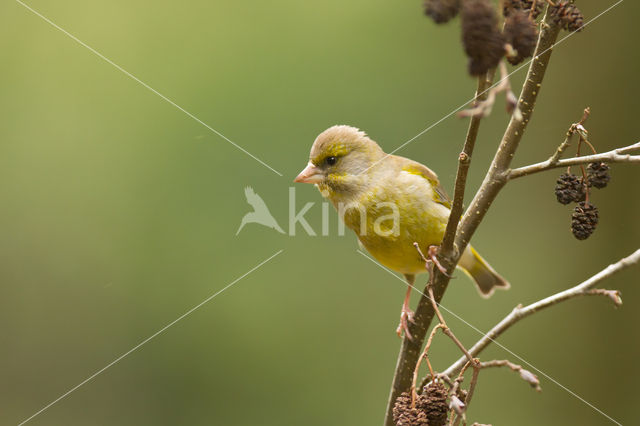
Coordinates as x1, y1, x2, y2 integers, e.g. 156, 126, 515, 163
448, 363, 469, 426
448, 356, 542, 426
585, 288, 623, 307
428, 286, 476, 364
449, 360, 474, 426
441, 248, 640, 379
410, 324, 444, 406
453, 13, 561, 254
529, 0, 539, 19
458, 62, 520, 120
464, 367, 481, 408
477, 360, 541, 392
417, 243, 484, 426
451, 367, 481, 426
548, 107, 590, 164
442, 71, 495, 257
508, 141, 640, 179
415, 243, 477, 364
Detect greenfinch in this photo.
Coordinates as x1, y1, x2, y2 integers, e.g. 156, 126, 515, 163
294, 125, 509, 338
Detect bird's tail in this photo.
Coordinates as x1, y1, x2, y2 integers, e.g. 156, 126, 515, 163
458, 246, 510, 298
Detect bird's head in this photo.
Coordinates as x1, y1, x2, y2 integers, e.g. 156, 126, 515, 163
294, 125, 385, 197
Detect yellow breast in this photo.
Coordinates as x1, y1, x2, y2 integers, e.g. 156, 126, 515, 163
342, 171, 450, 275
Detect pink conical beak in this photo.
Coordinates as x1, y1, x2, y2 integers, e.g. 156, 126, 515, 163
294, 162, 323, 184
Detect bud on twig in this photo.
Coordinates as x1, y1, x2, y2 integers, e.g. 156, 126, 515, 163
608, 290, 623, 307
587, 289, 623, 307
519, 368, 542, 392
449, 395, 466, 415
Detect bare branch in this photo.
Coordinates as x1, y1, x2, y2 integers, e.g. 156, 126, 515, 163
413, 244, 543, 424
415, 245, 635, 420
384, 12, 562, 425
477, 360, 541, 392
457, 62, 521, 121
415, 243, 478, 364
441, 72, 494, 256
449, 358, 541, 426
548, 107, 591, 164
428, 285, 475, 363
585, 288, 623, 307
410, 324, 444, 406
464, 366, 481, 410
453, 16, 561, 253
508, 141, 640, 180
442, 248, 640, 379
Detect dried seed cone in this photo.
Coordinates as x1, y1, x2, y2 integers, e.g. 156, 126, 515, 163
392, 383, 449, 426
461, 0, 506, 76
550, 1, 584, 32
423, 382, 449, 426
572, 201, 599, 240
503, 0, 544, 19
504, 11, 538, 65
555, 173, 586, 204
424, 0, 461, 24
587, 162, 611, 189
393, 392, 429, 426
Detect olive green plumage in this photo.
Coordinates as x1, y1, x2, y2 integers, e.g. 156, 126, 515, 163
295, 125, 509, 297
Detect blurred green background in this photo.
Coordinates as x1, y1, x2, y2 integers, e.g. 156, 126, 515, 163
1, 0, 638, 425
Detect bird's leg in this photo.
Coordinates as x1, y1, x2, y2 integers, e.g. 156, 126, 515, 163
396, 275, 416, 340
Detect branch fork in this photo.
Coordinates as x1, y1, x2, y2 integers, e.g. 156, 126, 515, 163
385, 5, 639, 425
409, 243, 542, 425
458, 62, 521, 121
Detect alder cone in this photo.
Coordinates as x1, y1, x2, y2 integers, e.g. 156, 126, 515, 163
504, 10, 538, 65
461, 0, 505, 76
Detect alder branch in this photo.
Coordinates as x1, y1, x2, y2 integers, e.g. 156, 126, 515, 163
384, 11, 562, 426
384, 71, 496, 425
457, 62, 520, 121
441, 72, 494, 256
508, 141, 640, 179
548, 106, 591, 165
410, 323, 445, 406
412, 246, 544, 425
406, 243, 480, 412
453, 14, 561, 253
447, 358, 541, 426
458, 366, 480, 425
441, 248, 640, 379
475, 360, 541, 392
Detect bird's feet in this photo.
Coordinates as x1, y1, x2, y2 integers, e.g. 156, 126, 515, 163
396, 306, 415, 340
413, 242, 450, 277
426, 245, 449, 276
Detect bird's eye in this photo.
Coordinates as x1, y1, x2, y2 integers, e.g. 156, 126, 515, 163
326, 156, 337, 166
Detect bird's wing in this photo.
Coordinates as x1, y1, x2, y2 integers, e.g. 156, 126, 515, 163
244, 186, 269, 211
393, 156, 452, 208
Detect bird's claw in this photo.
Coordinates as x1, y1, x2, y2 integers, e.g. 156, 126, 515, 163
427, 245, 450, 277
396, 308, 415, 341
